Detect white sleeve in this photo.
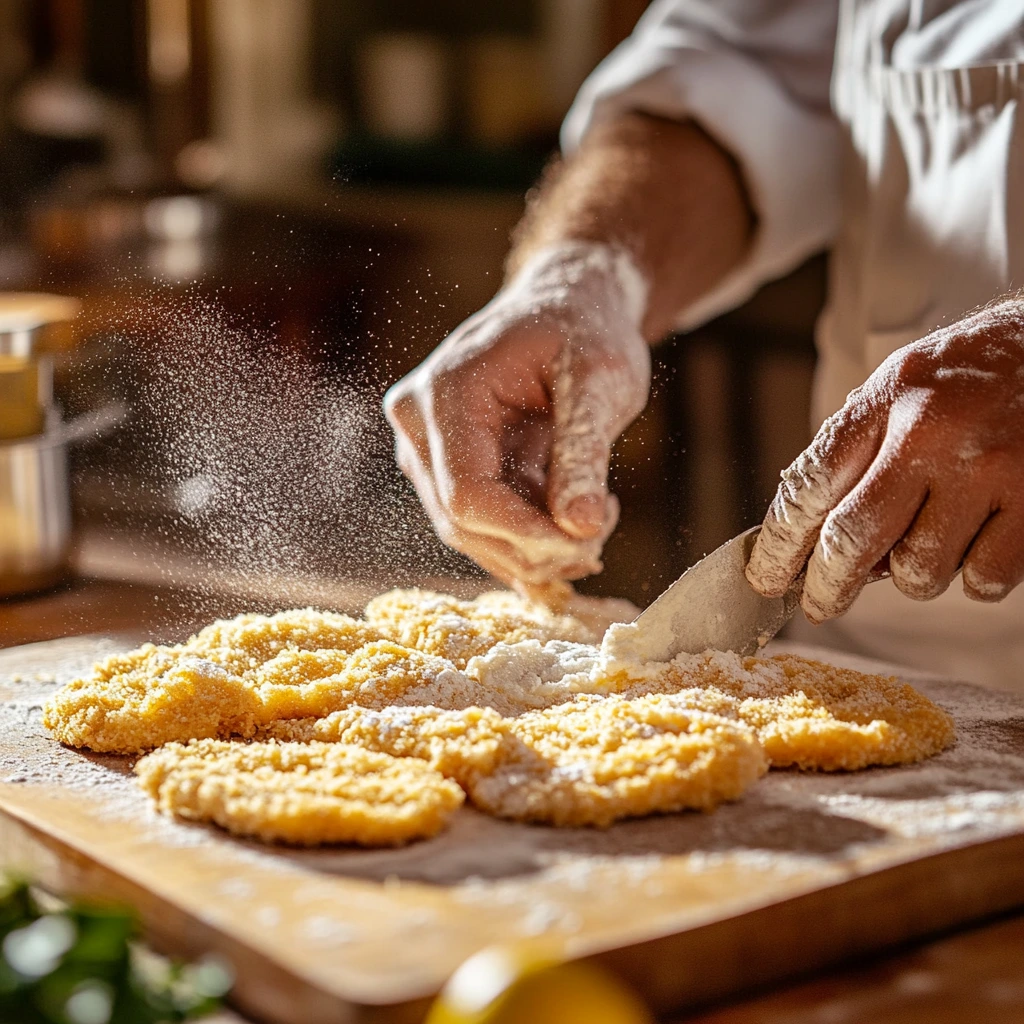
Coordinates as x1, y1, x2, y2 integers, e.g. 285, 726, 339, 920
561, 0, 841, 331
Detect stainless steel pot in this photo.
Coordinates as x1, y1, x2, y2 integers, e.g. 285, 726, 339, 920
0, 293, 79, 443
0, 428, 72, 597
0, 405, 124, 598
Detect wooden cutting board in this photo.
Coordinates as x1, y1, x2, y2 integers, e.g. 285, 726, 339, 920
0, 636, 1023, 1024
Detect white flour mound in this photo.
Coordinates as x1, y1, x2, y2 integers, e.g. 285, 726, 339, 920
459, 627, 777, 711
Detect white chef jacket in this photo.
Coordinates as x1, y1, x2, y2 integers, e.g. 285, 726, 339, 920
562, 0, 1024, 692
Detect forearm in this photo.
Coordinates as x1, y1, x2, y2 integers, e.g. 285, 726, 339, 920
506, 112, 756, 342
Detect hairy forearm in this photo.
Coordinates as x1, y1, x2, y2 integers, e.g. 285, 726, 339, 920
507, 113, 755, 342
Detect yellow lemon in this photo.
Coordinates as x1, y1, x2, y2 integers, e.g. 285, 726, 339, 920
426, 945, 653, 1024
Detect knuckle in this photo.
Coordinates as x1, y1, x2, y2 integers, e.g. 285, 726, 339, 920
433, 517, 461, 549
770, 452, 845, 535
817, 508, 871, 569
777, 452, 831, 509
873, 346, 943, 408
892, 345, 933, 385
842, 381, 872, 409
382, 380, 416, 428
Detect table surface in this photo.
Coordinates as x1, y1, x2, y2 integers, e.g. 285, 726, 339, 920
2, 577, 1022, 1024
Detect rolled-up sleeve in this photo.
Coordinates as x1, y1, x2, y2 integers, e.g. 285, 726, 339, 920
562, 0, 841, 330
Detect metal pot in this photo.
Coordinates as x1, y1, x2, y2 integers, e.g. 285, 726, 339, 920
0, 293, 79, 443
0, 405, 124, 599
0, 428, 71, 597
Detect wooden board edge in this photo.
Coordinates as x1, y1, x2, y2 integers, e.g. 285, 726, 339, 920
3, 797, 1024, 1024
0, 811, 430, 1024
592, 830, 1024, 1014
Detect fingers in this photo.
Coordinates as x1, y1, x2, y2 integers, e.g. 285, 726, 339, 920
386, 375, 606, 587
428, 380, 606, 561
547, 350, 649, 540
801, 430, 929, 623
963, 508, 1024, 602
746, 403, 883, 597
399, 432, 600, 585
889, 487, 993, 600
547, 415, 614, 540
384, 300, 649, 588
751, 407, 1023, 620
440, 474, 605, 574
750, 312, 1024, 616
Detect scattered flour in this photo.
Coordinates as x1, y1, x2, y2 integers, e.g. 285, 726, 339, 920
4, 636, 1024, 956
301, 916, 359, 946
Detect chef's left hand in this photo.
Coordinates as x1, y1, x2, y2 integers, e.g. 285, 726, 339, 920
746, 300, 1024, 623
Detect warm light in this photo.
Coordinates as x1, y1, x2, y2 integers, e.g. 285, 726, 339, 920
148, 0, 191, 86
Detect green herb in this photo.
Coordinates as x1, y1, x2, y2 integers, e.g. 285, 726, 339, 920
0, 879, 231, 1024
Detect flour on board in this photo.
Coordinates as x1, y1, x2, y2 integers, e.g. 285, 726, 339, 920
42, 589, 955, 845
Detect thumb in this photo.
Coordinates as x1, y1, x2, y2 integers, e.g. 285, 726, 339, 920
546, 361, 618, 540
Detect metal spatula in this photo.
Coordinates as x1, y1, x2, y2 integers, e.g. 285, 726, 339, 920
621, 526, 803, 662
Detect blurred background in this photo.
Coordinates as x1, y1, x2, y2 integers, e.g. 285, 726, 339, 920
0, 0, 825, 616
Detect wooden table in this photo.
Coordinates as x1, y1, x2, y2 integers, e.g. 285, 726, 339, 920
677, 913, 1024, 1023
2, 578, 1022, 1024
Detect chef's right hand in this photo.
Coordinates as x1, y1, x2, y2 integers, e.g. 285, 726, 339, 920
384, 243, 651, 589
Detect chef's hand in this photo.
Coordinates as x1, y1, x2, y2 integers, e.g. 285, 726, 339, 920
384, 243, 650, 588
747, 301, 1024, 622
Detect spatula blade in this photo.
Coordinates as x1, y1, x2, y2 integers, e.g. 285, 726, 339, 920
625, 526, 801, 662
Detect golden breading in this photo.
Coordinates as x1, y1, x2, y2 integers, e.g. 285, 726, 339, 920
136, 739, 463, 846
633, 652, 956, 771
468, 694, 767, 827
517, 581, 641, 635
363, 589, 596, 668
264, 704, 510, 786
187, 609, 384, 676
42, 647, 260, 754
253, 640, 453, 720
46, 590, 958, 850
271, 694, 767, 828
43, 619, 445, 754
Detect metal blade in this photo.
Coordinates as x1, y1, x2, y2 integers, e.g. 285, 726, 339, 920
625, 526, 802, 662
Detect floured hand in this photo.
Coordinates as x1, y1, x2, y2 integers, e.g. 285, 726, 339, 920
747, 301, 1024, 622
384, 243, 650, 587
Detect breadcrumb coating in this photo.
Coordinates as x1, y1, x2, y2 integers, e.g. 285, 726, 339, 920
188, 609, 385, 675
363, 589, 596, 668
44, 588, 957, 845
266, 697, 763, 827
136, 739, 463, 846
253, 640, 455, 720
468, 694, 767, 827
43, 618, 456, 754
635, 651, 956, 771
264, 704, 510, 786
43, 647, 260, 754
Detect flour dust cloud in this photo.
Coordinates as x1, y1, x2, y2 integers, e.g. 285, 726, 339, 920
77, 293, 476, 601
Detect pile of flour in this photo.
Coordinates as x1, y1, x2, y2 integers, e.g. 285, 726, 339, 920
390, 621, 758, 718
